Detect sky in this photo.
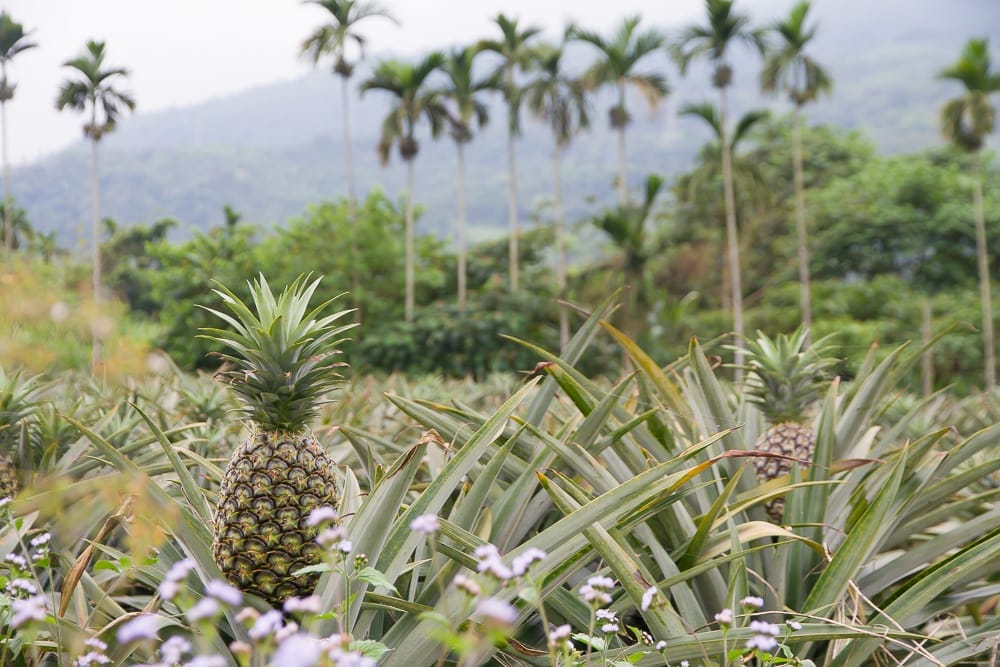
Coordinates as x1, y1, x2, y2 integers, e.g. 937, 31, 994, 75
1, 0, 773, 167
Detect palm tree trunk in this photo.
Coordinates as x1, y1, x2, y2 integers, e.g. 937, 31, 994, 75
457, 141, 468, 312
507, 122, 519, 294
921, 297, 933, 397
90, 135, 103, 371
718, 86, 744, 382
405, 158, 416, 324
506, 68, 520, 294
341, 75, 362, 326
1, 96, 12, 269
973, 151, 995, 390
792, 107, 812, 342
617, 81, 628, 206
554, 146, 568, 349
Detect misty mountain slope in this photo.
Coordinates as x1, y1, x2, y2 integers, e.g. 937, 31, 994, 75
7, 0, 998, 245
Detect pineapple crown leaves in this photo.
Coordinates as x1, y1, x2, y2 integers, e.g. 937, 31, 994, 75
197, 273, 357, 431
734, 327, 839, 423
0, 368, 47, 449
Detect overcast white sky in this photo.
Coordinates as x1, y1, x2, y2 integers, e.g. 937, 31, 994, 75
3, 0, 758, 166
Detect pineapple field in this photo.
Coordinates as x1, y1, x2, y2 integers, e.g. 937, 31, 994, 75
1, 271, 999, 667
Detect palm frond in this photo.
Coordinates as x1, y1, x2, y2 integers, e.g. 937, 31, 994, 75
731, 109, 769, 146
0, 11, 37, 61
760, 0, 830, 106
679, 101, 722, 139
938, 38, 998, 149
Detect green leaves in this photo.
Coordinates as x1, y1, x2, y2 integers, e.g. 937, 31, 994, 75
198, 273, 356, 430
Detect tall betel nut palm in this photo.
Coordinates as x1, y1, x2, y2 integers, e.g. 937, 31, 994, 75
199, 274, 355, 605
741, 327, 836, 521
360, 52, 447, 323
674, 0, 765, 382
477, 14, 543, 294
938, 37, 1000, 391
760, 0, 831, 340
301, 0, 396, 321
56, 40, 134, 371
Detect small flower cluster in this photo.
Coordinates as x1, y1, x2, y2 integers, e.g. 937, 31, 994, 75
596, 608, 619, 634
309, 506, 353, 554
410, 524, 554, 658
116, 587, 381, 667
158, 558, 196, 600
711, 600, 805, 660
30, 531, 52, 561
4, 530, 52, 602
474, 597, 519, 628
409, 513, 440, 535
714, 607, 735, 626
11, 593, 49, 628
579, 575, 616, 606
237, 606, 378, 666
746, 619, 782, 652
186, 580, 243, 624
73, 637, 111, 666
3, 529, 55, 630
466, 542, 548, 622
474, 543, 514, 580
548, 623, 572, 651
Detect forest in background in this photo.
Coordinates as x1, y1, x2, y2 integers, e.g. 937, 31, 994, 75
1, 0, 999, 395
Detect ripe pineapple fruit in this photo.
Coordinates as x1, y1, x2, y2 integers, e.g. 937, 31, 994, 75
0, 454, 15, 500
199, 274, 355, 605
742, 328, 836, 522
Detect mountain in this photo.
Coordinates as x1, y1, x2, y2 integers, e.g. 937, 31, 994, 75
6, 0, 999, 246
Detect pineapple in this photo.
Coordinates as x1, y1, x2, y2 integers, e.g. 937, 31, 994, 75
199, 274, 355, 605
0, 454, 14, 500
742, 328, 836, 522
0, 369, 45, 499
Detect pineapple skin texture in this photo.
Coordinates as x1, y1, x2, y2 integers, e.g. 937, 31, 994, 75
0, 454, 17, 499
752, 422, 816, 522
213, 430, 337, 606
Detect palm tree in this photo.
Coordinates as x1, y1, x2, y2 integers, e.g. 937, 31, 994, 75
567, 16, 668, 206
591, 174, 666, 345
0, 11, 36, 268
674, 0, 764, 379
938, 37, 1000, 390
760, 0, 831, 340
477, 14, 542, 294
680, 102, 770, 310
56, 40, 134, 370
300, 0, 396, 321
360, 53, 447, 323
439, 47, 492, 312
524, 43, 591, 348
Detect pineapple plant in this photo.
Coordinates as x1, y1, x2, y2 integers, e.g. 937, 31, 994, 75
0, 369, 45, 499
741, 328, 837, 521
199, 274, 355, 605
